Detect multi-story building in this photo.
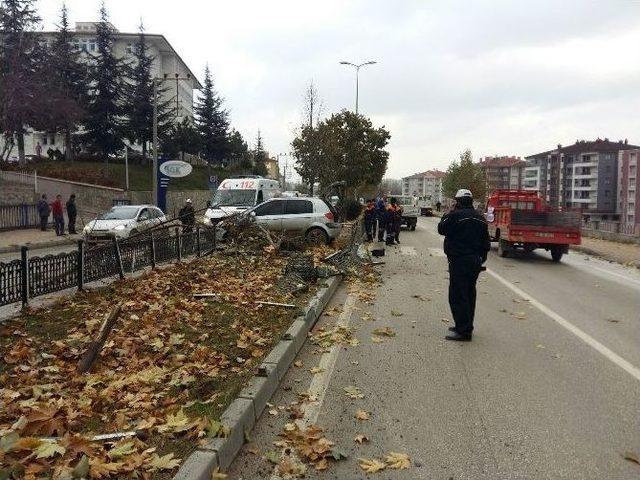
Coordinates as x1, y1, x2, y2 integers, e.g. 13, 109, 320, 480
478, 156, 525, 191
2, 21, 202, 158
617, 149, 639, 226
402, 170, 445, 203
525, 139, 639, 214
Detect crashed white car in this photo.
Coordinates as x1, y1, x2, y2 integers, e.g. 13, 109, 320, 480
83, 205, 166, 242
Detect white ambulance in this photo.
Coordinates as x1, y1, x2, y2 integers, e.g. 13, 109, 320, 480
202, 176, 281, 224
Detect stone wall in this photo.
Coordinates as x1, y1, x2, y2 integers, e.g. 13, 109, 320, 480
0, 183, 37, 204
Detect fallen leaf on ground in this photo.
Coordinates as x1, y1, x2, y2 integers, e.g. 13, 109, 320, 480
390, 311, 404, 317
623, 451, 640, 465
344, 386, 364, 399
385, 452, 411, 469
371, 337, 384, 343
358, 457, 386, 473
372, 327, 396, 337
441, 317, 450, 323
354, 434, 369, 444
310, 366, 325, 374
294, 360, 303, 367
148, 452, 181, 471
34, 440, 66, 459
265, 450, 280, 464
606, 318, 621, 323
354, 409, 370, 421
211, 467, 228, 479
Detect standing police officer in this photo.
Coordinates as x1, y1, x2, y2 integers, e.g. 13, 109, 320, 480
437, 189, 490, 341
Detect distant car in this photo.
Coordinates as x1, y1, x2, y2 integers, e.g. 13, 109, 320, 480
281, 191, 302, 197
395, 195, 419, 230
83, 205, 167, 242
245, 197, 341, 244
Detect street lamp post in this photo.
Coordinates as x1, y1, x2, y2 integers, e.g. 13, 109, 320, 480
152, 73, 191, 207
339, 60, 376, 114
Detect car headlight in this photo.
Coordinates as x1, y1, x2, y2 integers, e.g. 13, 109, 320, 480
83, 225, 92, 234
113, 225, 127, 231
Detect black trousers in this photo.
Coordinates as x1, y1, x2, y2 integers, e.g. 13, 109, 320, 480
448, 255, 482, 335
68, 214, 77, 234
40, 216, 48, 231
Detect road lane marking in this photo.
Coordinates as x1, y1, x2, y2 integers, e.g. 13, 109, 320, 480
269, 292, 357, 479
400, 245, 417, 256
487, 267, 640, 383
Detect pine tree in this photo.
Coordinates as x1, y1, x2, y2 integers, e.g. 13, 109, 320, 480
46, 2, 87, 161
251, 130, 268, 176
83, 2, 126, 162
228, 129, 249, 166
194, 65, 230, 165
124, 21, 172, 161
163, 117, 200, 160
0, 0, 45, 163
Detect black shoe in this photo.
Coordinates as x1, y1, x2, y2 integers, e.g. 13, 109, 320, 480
448, 326, 457, 332
445, 332, 472, 342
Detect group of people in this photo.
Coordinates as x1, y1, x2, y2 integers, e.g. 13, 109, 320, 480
364, 196, 404, 245
36, 194, 78, 236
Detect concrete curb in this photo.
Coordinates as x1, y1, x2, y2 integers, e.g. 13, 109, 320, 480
173, 275, 343, 479
0, 237, 77, 254
570, 244, 640, 268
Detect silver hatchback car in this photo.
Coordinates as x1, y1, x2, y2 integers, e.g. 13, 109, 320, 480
248, 197, 341, 244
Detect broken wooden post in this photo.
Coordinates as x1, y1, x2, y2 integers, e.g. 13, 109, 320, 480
77, 304, 122, 373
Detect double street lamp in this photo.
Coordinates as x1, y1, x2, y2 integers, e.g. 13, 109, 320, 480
152, 73, 192, 207
339, 60, 377, 114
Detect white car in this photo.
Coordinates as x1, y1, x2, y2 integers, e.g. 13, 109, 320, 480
246, 197, 341, 244
83, 205, 167, 242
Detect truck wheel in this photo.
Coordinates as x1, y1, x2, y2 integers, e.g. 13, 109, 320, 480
410, 221, 417, 231
498, 239, 510, 258
551, 247, 563, 262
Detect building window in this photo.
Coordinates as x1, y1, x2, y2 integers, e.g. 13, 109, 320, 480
604, 190, 610, 198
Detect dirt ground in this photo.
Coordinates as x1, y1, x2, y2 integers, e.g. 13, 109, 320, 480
572, 236, 640, 268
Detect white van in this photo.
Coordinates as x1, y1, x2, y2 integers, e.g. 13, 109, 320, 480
202, 176, 281, 224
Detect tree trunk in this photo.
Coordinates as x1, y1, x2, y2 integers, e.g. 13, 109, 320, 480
65, 130, 74, 162
17, 132, 26, 165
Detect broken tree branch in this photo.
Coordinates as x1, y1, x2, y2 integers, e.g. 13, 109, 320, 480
76, 304, 122, 374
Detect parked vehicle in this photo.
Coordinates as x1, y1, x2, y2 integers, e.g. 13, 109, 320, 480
83, 205, 167, 243
246, 197, 341, 244
395, 195, 419, 230
485, 190, 581, 262
417, 196, 434, 216
202, 176, 281, 225
282, 190, 302, 197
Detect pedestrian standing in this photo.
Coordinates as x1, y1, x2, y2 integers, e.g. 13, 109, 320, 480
376, 197, 387, 242
66, 194, 78, 234
35, 141, 42, 157
437, 189, 490, 341
37, 194, 50, 231
384, 199, 397, 246
178, 198, 195, 234
51, 194, 65, 236
392, 198, 403, 244
436, 201, 442, 212
364, 199, 376, 242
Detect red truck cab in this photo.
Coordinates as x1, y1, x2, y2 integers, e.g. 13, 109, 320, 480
485, 190, 581, 262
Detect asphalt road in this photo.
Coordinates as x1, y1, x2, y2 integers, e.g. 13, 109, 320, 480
227, 216, 640, 479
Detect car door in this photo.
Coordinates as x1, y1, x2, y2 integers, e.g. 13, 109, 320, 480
282, 199, 314, 232
252, 199, 284, 231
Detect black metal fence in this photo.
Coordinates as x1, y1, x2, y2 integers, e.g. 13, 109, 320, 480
0, 226, 217, 308
0, 204, 40, 230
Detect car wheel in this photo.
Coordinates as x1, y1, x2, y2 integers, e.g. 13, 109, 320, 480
498, 239, 509, 258
306, 227, 329, 245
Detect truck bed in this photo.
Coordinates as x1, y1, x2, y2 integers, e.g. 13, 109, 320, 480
510, 210, 581, 228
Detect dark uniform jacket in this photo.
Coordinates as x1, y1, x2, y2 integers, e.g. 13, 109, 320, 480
66, 200, 77, 218
437, 207, 490, 262
179, 205, 195, 225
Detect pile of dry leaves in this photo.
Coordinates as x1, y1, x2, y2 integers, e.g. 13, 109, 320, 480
0, 251, 316, 479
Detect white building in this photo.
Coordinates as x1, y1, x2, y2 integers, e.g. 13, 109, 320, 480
402, 170, 445, 203
2, 21, 202, 158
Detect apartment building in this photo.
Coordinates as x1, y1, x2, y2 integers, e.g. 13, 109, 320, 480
525, 139, 639, 214
478, 156, 525, 191
618, 149, 639, 226
3, 21, 202, 158
402, 170, 445, 203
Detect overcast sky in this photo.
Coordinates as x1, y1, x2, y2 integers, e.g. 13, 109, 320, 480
38, 0, 640, 179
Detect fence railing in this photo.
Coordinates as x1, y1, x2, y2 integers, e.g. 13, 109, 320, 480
0, 226, 217, 308
582, 220, 640, 237
0, 204, 40, 230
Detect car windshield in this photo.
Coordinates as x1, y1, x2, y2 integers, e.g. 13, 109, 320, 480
99, 207, 139, 220
212, 189, 256, 207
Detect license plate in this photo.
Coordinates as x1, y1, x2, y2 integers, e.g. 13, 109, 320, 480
535, 232, 554, 238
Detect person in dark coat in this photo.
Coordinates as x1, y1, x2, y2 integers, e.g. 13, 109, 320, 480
392, 198, 403, 244
51, 194, 65, 236
437, 189, 490, 342
66, 194, 78, 234
376, 197, 387, 242
37, 194, 50, 231
384, 199, 399, 246
363, 199, 376, 242
178, 198, 196, 234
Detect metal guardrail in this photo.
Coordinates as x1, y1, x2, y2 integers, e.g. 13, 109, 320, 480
0, 225, 216, 308
582, 220, 640, 237
0, 204, 40, 230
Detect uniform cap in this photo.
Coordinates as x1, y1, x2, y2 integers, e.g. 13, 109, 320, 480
455, 189, 473, 199
186, 198, 192, 203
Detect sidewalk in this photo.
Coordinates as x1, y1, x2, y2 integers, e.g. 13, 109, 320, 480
0, 228, 79, 254
572, 236, 640, 268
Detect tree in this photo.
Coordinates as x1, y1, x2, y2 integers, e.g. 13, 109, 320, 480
291, 81, 324, 194
163, 117, 200, 160
194, 65, 229, 165
82, 2, 127, 162
251, 130, 268, 176
379, 178, 402, 195
293, 110, 390, 197
0, 0, 45, 164
45, 2, 87, 161
442, 149, 487, 201
227, 128, 249, 166
124, 21, 172, 161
